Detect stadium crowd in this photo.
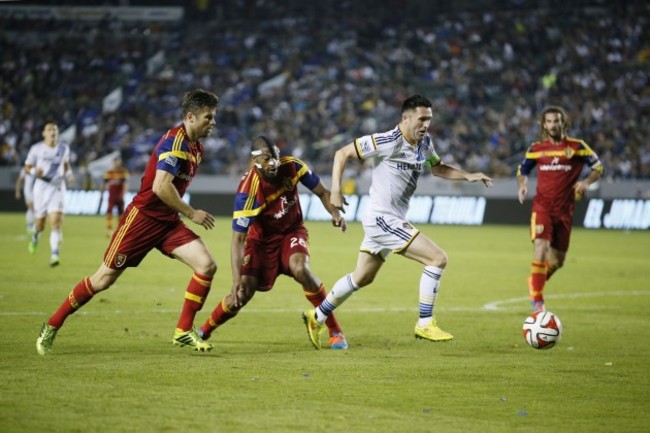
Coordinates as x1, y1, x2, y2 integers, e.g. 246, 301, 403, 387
1, 1, 648, 181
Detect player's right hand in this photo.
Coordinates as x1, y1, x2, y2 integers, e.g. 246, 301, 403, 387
518, 186, 527, 204
191, 209, 215, 230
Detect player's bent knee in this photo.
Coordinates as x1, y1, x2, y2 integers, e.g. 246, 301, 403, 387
198, 259, 217, 277
426, 251, 448, 268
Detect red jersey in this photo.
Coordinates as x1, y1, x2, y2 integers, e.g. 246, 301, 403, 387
104, 167, 129, 200
232, 156, 320, 240
129, 124, 203, 221
517, 136, 602, 214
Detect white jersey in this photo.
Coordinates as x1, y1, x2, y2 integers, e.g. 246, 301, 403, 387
25, 141, 71, 188
354, 125, 440, 220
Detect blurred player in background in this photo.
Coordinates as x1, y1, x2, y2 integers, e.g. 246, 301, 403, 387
517, 106, 603, 312
14, 169, 36, 235
24, 121, 74, 267
199, 136, 349, 350
302, 95, 493, 348
100, 156, 129, 237
36, 89, 220, 355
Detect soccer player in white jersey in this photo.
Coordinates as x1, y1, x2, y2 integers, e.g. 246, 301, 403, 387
24, 122, 74, 267
302, 95, 493, 348
14, 169, 36, 235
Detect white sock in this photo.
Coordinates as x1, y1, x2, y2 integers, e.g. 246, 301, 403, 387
316, 274, 359, 323
418, 266, 443, 327
26, 209, 35, 231
50, 229, 62, 255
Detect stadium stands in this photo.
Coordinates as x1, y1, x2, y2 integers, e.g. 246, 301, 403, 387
1, 1, 648, 180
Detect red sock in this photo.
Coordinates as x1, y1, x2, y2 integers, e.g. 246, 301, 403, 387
529, 260, 547, 302
176, 272, 212, 332
199, 298, 239, 339
305, 284, 342, 337
545, 260, 557, 281
48, 277, 96, 328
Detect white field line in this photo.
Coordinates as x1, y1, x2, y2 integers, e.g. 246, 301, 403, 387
2, 290, 649, 316
481, 290, 650, 311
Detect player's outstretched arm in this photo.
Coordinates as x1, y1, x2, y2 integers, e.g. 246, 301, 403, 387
431, 162, 493, 187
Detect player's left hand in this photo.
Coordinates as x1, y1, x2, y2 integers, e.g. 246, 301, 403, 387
573, 181, 588, 196
330, 191, 349, 213
467, 172, 493, 187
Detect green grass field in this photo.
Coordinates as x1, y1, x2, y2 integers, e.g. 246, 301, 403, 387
0, 213, 648, 433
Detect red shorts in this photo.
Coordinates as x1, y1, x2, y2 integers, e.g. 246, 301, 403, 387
530, 209, 573, 253
104, 206, 199, 269
241, 228, 310, 291
107, 196, 125, 215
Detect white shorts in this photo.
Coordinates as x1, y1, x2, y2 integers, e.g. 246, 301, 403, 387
23, 176, 35, 205
32, 179, 65, 218
360, 213, 420, 260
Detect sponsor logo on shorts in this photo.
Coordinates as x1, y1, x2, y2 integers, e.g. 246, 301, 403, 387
165, 155, 178, 167
242, 254, 250, 267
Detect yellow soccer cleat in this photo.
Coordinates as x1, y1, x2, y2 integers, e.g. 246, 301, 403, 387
414, 321, 453, 342
172, 327, 214, 352
302, 309, 325, 350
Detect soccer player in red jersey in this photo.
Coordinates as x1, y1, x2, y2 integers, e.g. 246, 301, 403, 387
517, 106, 603, 312
36, 89, 220, 354
100, 156, 129, 237
198, 136, 350, 349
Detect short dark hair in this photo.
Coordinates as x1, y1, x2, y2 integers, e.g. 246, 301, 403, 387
182, 89, 219, 115
251, 135, 279, 158
401, 95, 432, 113
42, 120, 57, 130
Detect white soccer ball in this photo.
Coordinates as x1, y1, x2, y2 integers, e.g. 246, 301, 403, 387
522, 311, 562, 350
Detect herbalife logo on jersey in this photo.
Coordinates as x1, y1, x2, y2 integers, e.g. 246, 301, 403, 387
396, 162, 423, 171
539, 156, 571, 172
273, 196, 297, 219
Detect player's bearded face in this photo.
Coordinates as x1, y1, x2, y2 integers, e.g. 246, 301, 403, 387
543, 113, 565, 141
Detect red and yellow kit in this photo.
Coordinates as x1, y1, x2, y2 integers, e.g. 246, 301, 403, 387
232, 156, 320, 289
